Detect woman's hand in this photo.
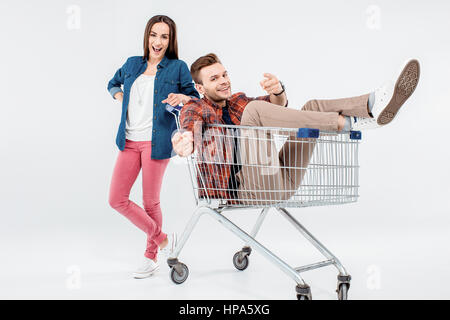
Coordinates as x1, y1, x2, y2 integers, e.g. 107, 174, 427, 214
172, 131, 194, 157
162, 93, 190, 106
114, 92, 124, 102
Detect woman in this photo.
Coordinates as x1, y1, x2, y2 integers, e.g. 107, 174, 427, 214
107, 15, 199, 279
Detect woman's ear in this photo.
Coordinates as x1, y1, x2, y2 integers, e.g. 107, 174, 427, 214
195, 83, 205, 96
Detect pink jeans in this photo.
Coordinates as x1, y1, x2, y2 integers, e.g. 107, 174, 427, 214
109, 140, 169, 260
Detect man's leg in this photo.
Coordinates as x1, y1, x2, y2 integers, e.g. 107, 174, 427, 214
240, 93, 371, 131
278, 95, 371, 194
277, 135, 316, 199
238, 94, 369, 202
240, 100, 340, 131
236, 127, 315, 203
236, 128, 285, 205
300, 94, 371, 117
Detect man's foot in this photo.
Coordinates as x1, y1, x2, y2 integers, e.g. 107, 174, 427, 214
349, 116, 379, 130
372, 59, 420, 126
159, 233, 177, 258
133, 257, 159, 279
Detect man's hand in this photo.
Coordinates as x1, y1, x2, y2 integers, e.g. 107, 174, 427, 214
162, 93, 190, 106
114, 92, 124, 102
260, 73, 283, 95
172, 131, 194, 157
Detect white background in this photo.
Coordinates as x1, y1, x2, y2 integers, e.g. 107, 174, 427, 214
1, 0, 449, 299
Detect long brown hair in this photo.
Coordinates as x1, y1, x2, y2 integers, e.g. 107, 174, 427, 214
143, 15, 178, 61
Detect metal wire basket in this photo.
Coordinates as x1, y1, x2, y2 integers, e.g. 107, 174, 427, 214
166, 104, 361, 300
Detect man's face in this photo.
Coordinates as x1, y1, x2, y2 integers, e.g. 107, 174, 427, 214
196, 63, 232, 105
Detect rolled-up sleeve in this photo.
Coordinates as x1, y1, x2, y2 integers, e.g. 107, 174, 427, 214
107, 59, 127, 99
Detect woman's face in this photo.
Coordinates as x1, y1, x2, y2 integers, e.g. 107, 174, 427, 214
148, 22, 170, 61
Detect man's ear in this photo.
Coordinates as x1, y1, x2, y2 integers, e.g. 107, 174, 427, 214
195, 83, 204, 96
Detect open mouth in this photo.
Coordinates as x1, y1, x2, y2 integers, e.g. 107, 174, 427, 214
218, 86, 230, 93
152, 46, 163, 54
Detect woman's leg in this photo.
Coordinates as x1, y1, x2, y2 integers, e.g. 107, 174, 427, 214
139, 141, 170, 261
108, 140, 163, 247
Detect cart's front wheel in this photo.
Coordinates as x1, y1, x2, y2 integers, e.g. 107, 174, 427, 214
170, 263, 189, 284
297, 294, 311, 300
337, 283, 349, 300
233, 251, 249, 271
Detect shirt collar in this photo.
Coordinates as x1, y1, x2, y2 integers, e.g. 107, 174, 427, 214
141, 55, 169, 69
158, 55, 169, 68
202, 96, 228, 110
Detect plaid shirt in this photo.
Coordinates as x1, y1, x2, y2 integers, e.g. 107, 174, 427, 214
180, 92, 271, 199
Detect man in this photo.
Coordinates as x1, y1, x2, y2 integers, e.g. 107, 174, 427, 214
172, 53, 420, 202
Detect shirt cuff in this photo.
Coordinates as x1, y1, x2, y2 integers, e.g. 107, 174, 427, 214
109, 87, 123, 99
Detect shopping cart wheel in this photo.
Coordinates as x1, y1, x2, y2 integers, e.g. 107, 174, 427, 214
232, 251, 249, 271
336, 274, 351, 300
337, 283, 349, 300
296, 284, 312, 300
170, 263, 189, 284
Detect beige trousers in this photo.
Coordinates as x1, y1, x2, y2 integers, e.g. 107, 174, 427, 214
235, 94, 370, 204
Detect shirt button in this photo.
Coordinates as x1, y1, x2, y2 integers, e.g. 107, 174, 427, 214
155, 90, 157, 93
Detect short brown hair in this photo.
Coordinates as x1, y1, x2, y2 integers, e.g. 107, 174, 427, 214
190, 53, 221, 84
143, 15, 178, 61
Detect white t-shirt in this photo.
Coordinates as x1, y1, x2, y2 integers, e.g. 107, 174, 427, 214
125, 74, 155, 141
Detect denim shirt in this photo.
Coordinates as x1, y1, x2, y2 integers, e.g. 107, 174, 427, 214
107, 55, 200, 159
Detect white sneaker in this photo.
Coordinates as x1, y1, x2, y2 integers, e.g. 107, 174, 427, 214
371, 59, 420, 126
132, 257, 159, 279
159, 233, 177, 258
350, 116, 379, 130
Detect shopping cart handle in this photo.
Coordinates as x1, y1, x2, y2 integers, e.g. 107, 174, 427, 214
297, 128, 320, 138
165, 104, 183, 113
350, 131, 362, 140
297, 128, 362, 140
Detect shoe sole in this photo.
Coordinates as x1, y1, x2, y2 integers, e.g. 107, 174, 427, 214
377, 59, 420, 125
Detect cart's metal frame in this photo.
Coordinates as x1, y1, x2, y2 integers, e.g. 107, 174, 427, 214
166, 105, 358, 300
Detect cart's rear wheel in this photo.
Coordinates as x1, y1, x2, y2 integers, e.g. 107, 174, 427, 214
296, 284, 312, 300
170, 263, 189, 284
337, 283, 349, 300
233, 251, 249, 271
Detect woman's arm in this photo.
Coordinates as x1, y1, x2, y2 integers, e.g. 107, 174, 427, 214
162, 61, 200, 106
107, 59, 128, 100
178, 60, 200, 100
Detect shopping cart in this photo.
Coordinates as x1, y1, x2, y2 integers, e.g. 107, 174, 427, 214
166, 104, 362, 300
